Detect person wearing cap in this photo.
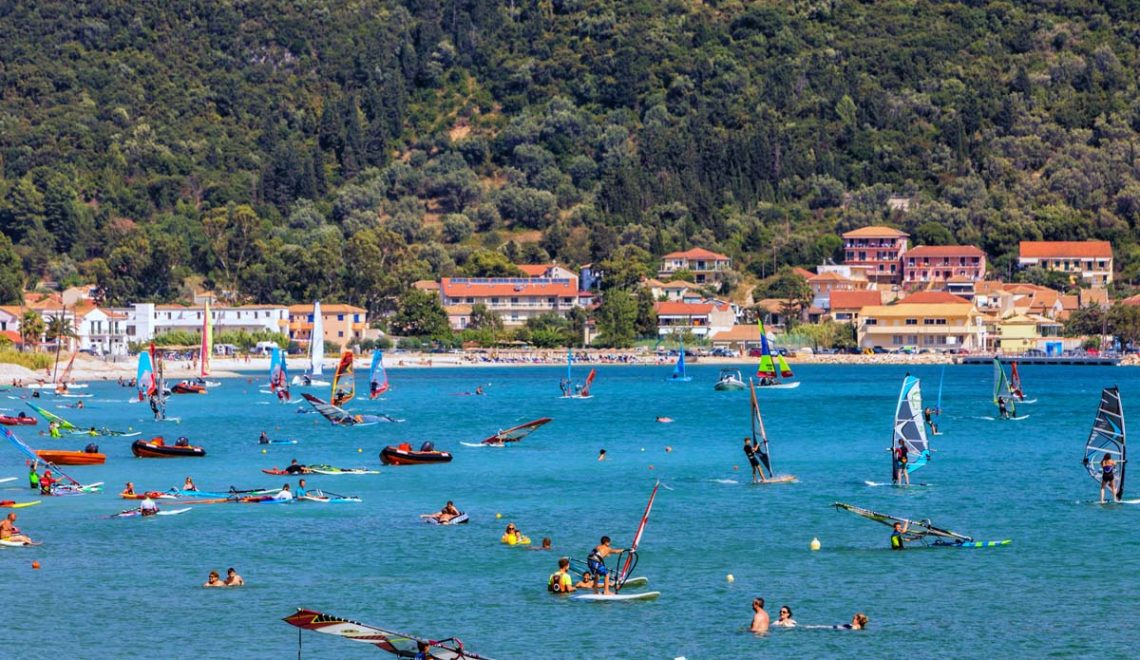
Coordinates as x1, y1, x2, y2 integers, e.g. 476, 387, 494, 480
39, 470, 56, 495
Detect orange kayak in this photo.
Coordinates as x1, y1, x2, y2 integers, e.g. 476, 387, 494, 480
35, 449, 106, 465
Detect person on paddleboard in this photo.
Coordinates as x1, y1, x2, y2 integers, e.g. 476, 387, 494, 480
547, 557, 576, 593
744, 437, 766, 484
587, 536, 625, 595
1, 512, 35, 545
893, 439, 910, 486
890, 521, 909, 550
1100, 454, 1120, 503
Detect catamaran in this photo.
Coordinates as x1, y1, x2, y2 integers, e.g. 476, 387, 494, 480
748, 379, 796, 484
283, 608, 494, 659
993, 358, 1028, 420
559, 348, 596, 399
369, 350, 389, 399
834, 502, 1010, 548
5, 428, 103, 495
331, 351, 355, 407
1009, 361, 1035, 403
571, 481, 661, 601
293, 301, 329, 386
755, 319, 797, 389
891, 375, 932, 485
666, 339, 692, 382
1083, 386, 1126, 503
268, 347, 290, 402
714, 368, 745, 391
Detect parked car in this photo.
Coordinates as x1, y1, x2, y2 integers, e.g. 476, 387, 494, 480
871, 346, 888, 354
1024, 349, 1045, 357
710, 347, 735, 357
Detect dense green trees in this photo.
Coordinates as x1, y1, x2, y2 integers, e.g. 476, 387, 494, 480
4, 0, 1140, 316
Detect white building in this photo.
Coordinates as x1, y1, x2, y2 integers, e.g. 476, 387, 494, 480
126, 303, 290, 342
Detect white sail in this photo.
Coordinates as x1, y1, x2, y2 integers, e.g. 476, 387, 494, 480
311, 301, 324, 376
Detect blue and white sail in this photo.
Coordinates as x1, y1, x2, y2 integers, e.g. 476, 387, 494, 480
668, 338, 692, 382
1084, 386, 1126, 499
894, 375, 931, 475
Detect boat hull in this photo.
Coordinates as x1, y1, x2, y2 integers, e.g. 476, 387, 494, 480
131, 440, 206, 458
380, 446, 453, 465
713, 380, 745, 391
34, 450, 106, 465
0, 416, 37, 426
170, 384, 207, 394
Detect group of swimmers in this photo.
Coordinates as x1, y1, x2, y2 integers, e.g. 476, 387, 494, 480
547, 535, 625, 596
203, 567, 244, 587
751, 597, 867, 633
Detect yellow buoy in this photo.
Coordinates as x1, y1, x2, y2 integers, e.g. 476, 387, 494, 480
810, 537, 821, 551
496, 513, 502, 519
261, 449, 267, 454
358, 448, 363, 453
726, 574, 734, 583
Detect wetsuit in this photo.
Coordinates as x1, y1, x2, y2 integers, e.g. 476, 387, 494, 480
893, 446, 907, 482
744, 442, 760, 467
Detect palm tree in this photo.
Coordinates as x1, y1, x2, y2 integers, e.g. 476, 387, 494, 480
45, 313, 77, 351
20, 311, 44, 352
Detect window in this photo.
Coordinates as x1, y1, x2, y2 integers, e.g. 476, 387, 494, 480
337, 331, 344, 337
864, 318, 878, 325
511, 298, 519, 304
905, 319, 917, 325
892, 335, 903, 344
337, 314, 344, 321
491, 298, 499, 304
466, 298, 474, 304
353, 314, 360, 322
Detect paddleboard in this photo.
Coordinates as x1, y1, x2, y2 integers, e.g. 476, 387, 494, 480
0, 500, 41, 508
57, 393, 94, 398
571, 591, 660, 602
753, 475, 797, 485
0, 538, 42, 546
1096, 498, 1140, 505
307, 468, 380, 475
864, 481, 929, 488
1017, 398, 1038, 404
158, 508, 191, 516
948, 539, 1011, 548
0, 477, 15, 484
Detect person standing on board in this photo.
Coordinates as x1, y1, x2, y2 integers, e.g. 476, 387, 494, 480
744, 437, 766, 484
890, 521, 909, 550
923, 407, 938, 436
892, 439, 909, 486
1100, 454, 1120, 504
586, 536, 625, 595
750, 597, 770, 633
997, 396, 1009, 420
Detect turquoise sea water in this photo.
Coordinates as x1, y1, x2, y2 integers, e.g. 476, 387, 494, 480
3, 363, 1140, 658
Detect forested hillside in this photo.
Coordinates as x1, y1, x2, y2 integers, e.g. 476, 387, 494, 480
2, 0, 1140, 310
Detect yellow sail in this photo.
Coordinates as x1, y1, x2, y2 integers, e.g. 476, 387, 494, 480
200, 299, 212, 377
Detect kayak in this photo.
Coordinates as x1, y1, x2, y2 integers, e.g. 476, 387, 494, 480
34, 449, 106, 466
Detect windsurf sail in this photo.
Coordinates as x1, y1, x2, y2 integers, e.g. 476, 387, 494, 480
670, 339, 689, 381
481, 417, 553, 445
283, 608, 494, 659
269, 347, 288, 395
1010, 361, 1025, 398
894, 375, 931, 478
936, 365, 944, 416
25, 402, 78, 431
993, 358, 1016, 418
152, 343, 168, 419
580, 369, 597, 398
615, 481, 660, 591
834, 502, 973, 544
136, 350, 156, 401
755, 319, 794, 382
331, 351, 355, 406
57, 350, 78, 390
4, 428, 90, 491
200, 300, 212, 377
369, 350, 389, 399
565, 347, 573, 385
310, 301, 324, 376
749, 379, 773, 477
1083, 386, 1126, 500
302, 393, 357, 425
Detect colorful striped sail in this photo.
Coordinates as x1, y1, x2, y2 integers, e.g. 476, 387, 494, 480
136, 350, 155, 401
1084, 386, 1126, 500
331, 351, 355, 406
269, 347, 288, 393
993, 358, 1017, 417
755, 319, 793, 380
894, 375, 931, 477
200, 300, 212, 377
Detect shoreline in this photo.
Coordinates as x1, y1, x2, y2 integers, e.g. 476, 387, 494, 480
3, 349, 1125, 383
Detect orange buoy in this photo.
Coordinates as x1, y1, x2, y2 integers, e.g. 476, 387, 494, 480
32, 561, 40, 569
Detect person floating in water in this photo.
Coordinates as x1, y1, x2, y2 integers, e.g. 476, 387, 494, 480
890, 521, 909, 550
835, 613, 869, 630
474, 385, 484, 395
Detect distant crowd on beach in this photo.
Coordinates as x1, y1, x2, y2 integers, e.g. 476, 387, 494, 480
460, 351, 648, 365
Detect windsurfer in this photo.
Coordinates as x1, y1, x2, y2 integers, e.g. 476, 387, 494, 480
26, 461, 39, 490
48, 420, 61, 439
332, 389, 349, 407
586, 536, 625, 595
744, 437, 766, 484
997, 396, 1009, 420
295, 479, 307, 497
893, 439, 910, 486
750, 597, 770, 633
414, 641, 431, 660
1100, 454, 1120, 503
559, 378, 570, 397
139, 496, 159, 517
923, 407, 938, 435
890, 521, 909, 550
547, 557, 576, 593
224, 567, 245, 586
1, 513, 35, 545
39, 470, 56, 495
183, 476, 197, 491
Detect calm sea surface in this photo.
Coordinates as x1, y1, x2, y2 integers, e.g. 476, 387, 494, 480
3, 362, 1138, 658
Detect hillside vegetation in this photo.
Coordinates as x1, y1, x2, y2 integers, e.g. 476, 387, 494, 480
2, 0, 1140, 310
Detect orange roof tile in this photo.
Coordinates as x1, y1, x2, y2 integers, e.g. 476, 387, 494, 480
662, 248, 730, 261
792, 267, 816, 280
808, 271, 849, 282
1019, 241, 1112, 259
516, 264, 553, 277
901, 291, 970, 304
0, 330, 20, 344
829, 290, 884, 309
710, 324, 762, 342
842, 225, 908, 239
904, 245, 985, 258
440, 278, 578, 298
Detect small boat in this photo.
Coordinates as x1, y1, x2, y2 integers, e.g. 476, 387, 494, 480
666, 339, 692, 383
170, 381, 207, 394
35, 446, 106, 466
755, 319, 798, 388
380, 441, 453, 465
131, 436, 207, 458
713, 369, 745, 391
0, 414, 37, 426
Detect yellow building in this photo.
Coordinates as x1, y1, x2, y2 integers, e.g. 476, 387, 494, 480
996, 314, 1063, 355
287, 304, 368, 350
858, 302, 982, 351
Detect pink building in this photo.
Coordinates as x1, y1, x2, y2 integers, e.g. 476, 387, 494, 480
902, 245, 986, 288
842, 226, 909, 285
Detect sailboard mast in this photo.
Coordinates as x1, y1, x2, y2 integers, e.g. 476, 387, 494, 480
310, 301, 324, 376
749, 379, 773, 478
369, 350, 389, 399
893, 375, 931, 479
615, 481, 660, 591
674, 338, 687, 379
58, 349, 78, 389
993, 358, 1016, 417
152, 343, 167, 418
200, 299, 211, 377
1083, 386, 1126, 500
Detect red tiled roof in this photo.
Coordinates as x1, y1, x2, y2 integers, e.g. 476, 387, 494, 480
791, 267, 816, 280
654, 301, 728, 315
842, 226, 908, 239
1019, 241, 1112, 259
904, 245, 985, 258
662, 248, 730, 261
0, 330, 20, 344
515, 264, 556, 277
440, 278, 578, 298
808, 271, 849, 282
829, 290, 884, 309
901, 291, 970, 304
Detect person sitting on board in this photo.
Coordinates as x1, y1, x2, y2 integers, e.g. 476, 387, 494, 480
547, 557, 577, 593
890, 521, 909, 550
295, 479, 308, 498
893, 439, 910, 486
997, 396, 1009, 420
744, 437, 766, 484
773, 605, 797, 628
139, 496, 159, 517
586, 536, 625, 595
284, 459, 308, 475
1100, 454, 1120, 504
835, 613, 869, 630
203, 571, 225, 588
923, 407, 938, 435
272, 483, 294, 502
39, 470, 56, 496
224, 567, 244, 586
258, 431, 270, 445
1, 513, 36, 545
183, 476, 197, 491
475, 385, 484, 396
121, 482, 136, 498
424, 501, 461, 523
750, 597, 770, 634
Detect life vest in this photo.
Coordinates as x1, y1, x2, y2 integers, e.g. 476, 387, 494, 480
548, 571, 569, 592
890, 532, 904, 550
